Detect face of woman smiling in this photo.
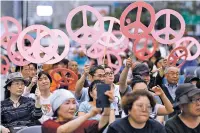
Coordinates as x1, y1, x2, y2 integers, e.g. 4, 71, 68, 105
57, 98, 77, 121
38, 74, 51, 91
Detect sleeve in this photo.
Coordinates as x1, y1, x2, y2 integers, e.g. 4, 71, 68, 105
107, 125, 119, 133
29, 98, 43, 120
42, 120, 59, 133
78, 102, 88, 113
75, 88, 89, 103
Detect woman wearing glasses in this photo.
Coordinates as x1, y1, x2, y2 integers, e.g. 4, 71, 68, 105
107, 90, 167, 133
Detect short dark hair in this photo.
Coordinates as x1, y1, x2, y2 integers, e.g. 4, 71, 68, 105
38, 71, 52, 83
88, 80, 104, 101
131, 75, 147, 89
29, 63, 37, 69
89, 65, 104, 76
122, 90, 156, 115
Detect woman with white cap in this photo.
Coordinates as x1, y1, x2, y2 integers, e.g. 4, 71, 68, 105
42, 89, 114, 133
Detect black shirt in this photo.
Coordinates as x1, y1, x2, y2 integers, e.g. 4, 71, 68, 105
107, 116, 166, 133
165, 115, 200, 133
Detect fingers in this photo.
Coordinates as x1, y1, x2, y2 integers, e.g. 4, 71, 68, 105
84, 65, 90, 75
105, 90, 114, 102
126, 58, 132, 67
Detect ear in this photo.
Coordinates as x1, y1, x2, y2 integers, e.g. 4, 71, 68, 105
7, 86, 11, 91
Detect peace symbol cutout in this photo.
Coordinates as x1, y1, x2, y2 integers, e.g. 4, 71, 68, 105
0, 16, 22, 49
94, 17, 126, 48
98, 50, 122, 75
167, 46, 188, 68
1, 55, 10, 75
175, 37, 200, 61
86, 43, 105, 59
108, 30, 129, 53
120, 1, 155, 39
133, 35, 157, 61
66, 5, 104, 45
17, 25, 58, 64
45, 29, 70, 64
7, 35, 33, 66
50, 68, 78, 86
151, 9, 185, 45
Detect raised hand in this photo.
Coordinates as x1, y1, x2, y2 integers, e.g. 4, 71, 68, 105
151, 85, 164, 96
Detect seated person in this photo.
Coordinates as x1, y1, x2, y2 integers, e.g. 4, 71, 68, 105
1, 72, 42, 132
78, 80, 115, 121
165, 83, 200, 133
42, 89, 114, 133
23, 71, 53, 124
107, 90, 166, 133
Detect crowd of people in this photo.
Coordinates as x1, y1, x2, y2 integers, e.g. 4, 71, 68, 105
1, 52, 200, 133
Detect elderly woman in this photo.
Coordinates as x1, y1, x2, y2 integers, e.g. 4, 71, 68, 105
42, 89, 113, 133
1, 72, 42, 133
107, 90, 167, 133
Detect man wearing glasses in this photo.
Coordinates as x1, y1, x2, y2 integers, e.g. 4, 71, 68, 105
75, 65, 105, 104
165, 83, 200, 133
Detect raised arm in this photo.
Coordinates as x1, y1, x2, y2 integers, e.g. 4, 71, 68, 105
75, 65, 90, 97
57, 107, 99, 133
151, 86, 174, 115
119, 58, 132, 94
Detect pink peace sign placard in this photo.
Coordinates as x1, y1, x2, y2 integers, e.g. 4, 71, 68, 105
66, 5, 104, 45
98, 50, 122, 75
17, 25, 58, 64
0, 16, 22, 49
45, 29, 70, 64
175, 37, 200, 61
120, 1, 155, 39
133, 35, 157, 61
1, 55, 10, 75
50, 68, 78, 86
108, 30, 129, 53
151, 9, 185, 45
7, 35, 33, 66
86, 43, 105, 59
94, 17, 126, 48
167, 46, 188, 68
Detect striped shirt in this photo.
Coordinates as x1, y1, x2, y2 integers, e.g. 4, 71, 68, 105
1, 96, 43, 128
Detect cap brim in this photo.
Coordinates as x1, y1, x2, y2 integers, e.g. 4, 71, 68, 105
173, 95, 190, 108
4, 78, 28, 88
188, 89, 200, 97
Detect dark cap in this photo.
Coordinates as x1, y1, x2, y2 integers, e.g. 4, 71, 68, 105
132, 63, 150, 76
173, 83, 200, 107
184, 75, 199, 83
4, 72, 28, 88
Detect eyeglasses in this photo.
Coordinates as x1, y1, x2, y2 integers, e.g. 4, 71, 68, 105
11, 82, 25, 87
191, 97, 200, 104
93, 74, 105, 78
168, 72, 179, 76
105, 72, 114, 76
135, 103, 152, 113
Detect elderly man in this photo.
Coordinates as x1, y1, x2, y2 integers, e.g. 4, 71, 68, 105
165, 83, 200, 133
162, 67, 180, 104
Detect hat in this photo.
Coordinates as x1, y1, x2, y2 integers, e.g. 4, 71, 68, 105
132, 63, 150, 76
50, 89, 76, 112
173, 83, 200, 107
4, 72, 28, 88
184, 75, 199, 83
